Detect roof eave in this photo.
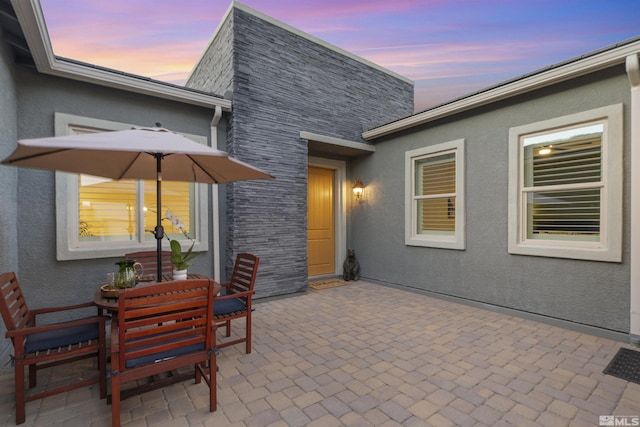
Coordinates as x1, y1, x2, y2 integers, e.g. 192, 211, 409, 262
363, 38, 640, 140
11, 0, 231, 111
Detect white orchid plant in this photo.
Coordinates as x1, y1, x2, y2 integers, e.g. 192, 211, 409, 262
164, 210, 198, 271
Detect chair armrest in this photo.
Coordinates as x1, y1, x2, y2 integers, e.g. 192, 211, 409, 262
214, 289, 255, 301
30, 301, 96, 316
5, 315, 106, 339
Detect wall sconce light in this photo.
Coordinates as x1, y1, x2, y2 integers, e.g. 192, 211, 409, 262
352, 179, 364, 202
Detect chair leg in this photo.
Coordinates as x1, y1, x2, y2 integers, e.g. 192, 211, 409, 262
195, 363, 202, 384
15, 362, 26, 425
246, 313, 252, 354
98, 327, 107, 399
111, 374, 121, 427
28, 364, 37, 388
225, 320, 231, 337
98, 355, 107, 399
210, 352, 217, 412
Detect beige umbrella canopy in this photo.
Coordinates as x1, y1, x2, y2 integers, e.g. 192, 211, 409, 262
2, 126, 274, 279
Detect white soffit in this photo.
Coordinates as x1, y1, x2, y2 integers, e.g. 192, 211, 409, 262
12, 0, 231, 111
301, 131, 375, 156
363, 39, 640, 140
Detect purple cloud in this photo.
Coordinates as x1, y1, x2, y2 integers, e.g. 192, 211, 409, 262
39, 0, 640, 111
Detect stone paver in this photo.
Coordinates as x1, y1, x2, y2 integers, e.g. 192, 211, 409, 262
0, 280, 638, 426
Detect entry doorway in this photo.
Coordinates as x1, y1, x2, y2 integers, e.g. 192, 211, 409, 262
307, 158, 346, 278
308, 166, 335, 276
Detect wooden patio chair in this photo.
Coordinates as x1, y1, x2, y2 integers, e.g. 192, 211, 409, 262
214, 253, 259, 354
110, 278, 217, 427
0, 272, 107, 425
124, 250, 173, 278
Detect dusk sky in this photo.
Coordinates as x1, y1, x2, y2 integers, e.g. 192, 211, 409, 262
40, 0, 639, 112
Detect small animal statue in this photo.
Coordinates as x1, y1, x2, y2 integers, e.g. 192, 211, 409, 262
343, 249, 360, 281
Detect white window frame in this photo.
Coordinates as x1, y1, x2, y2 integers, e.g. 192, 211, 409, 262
508, 104, 623, 262
54, 113, 209, 260
405, 139, 465, 249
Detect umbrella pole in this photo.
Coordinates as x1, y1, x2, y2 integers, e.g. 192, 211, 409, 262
153, 154, 164, 282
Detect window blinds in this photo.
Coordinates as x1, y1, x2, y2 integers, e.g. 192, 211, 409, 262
78, 177, 193, 241
415, 153, 456, 234
524, 127, 602, 240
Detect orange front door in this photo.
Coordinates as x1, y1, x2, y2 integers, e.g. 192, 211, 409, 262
308, 166, 335, 276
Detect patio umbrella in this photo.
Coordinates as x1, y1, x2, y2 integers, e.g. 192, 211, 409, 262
1, 125, 274, 280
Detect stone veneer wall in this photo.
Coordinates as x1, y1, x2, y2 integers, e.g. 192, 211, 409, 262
187, 12, 234, 103
188, 5, 414, 297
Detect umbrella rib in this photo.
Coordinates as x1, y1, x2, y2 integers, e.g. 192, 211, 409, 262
114, 152, 146, 180
186, 154, 222, 183
3, 148, 70, 164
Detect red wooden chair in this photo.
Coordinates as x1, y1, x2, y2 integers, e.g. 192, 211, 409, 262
214, 253, 259, 354
0, 272, 107, 425
124, 250, 173, 278
110, 278, 217, 427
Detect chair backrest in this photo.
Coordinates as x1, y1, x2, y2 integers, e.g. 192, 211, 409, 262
0, 272, 31, 335
125, 251, 174, 276
113, 279, 214, 372
229, 253, 259, 294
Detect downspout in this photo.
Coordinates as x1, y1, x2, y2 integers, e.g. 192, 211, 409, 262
210, 105, 223, 282
627, 53, 640, 345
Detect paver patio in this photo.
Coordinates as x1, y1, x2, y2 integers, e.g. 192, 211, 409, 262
1, 280, 639, 426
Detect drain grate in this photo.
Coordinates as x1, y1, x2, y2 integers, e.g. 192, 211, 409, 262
603, 348, 640, 384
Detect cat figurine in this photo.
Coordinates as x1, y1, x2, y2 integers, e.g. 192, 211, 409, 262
343, 249, 360, 281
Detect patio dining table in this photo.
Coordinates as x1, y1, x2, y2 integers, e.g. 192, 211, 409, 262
93, 273, 218, 311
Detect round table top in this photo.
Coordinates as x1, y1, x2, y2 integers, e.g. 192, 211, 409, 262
94, 274, 219, 311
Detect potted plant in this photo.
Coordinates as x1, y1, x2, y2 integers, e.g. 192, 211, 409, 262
165, 210, 199, 279
169, 239, 198, 279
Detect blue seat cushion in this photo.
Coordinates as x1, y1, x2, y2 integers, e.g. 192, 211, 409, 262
125, 342, 205, 368
214, 298, 245, 315
25, 320, 99, 353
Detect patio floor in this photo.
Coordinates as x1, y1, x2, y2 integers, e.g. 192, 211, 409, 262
1, 280, 640, 426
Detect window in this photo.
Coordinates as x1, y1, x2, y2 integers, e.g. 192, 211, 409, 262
508, 104, 623, 262
55, 113, 209, 260
77, 175, 194, 242
405, 139, 465, 249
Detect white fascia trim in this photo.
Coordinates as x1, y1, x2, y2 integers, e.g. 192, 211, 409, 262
12, 0, 231, 111
231, 1, 412, 85
300, 131, 375, 153
364, 40, 640, 140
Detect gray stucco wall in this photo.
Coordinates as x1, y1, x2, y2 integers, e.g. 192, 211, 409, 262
352, 66, 631, 333
10, 69, 216, 320
188, 6, 414, 297
0, 33, 19, 367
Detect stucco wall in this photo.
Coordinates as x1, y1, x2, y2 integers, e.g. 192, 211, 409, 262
0, 32, 19, 367
188, 5, 414, 297
12, 69, 216, 317
353, 66, 631, 333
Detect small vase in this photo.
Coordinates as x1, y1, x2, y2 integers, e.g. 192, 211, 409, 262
173, 268, 187, 280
